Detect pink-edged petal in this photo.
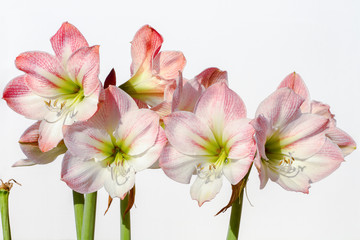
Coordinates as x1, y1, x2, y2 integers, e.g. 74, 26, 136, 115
38, 119, 65, 152
223, 152, 254, 185
73, 83, 101, 121
250, 115, 272, 160
223, 118, 256, 159
269, 166, 311, 193
172, 77, 204, 112
194, 67, 228, 88
159, 144, 205, 184
50, 22, 89, 64
151, 101, 171, 119
16, 52, 74, 97
152, 51, 186, 79
2, 76, 47, 120
190, 176, 223, 206
61, 152, 106, 194
66, 45, 100, 96
256, 160, 269, 189
255, 88, 304, 128
277, 114, 329, 148
164, 111, 218, 155
129, 127, 167, 171
64, 119, 113, 160
20, 141, 67, 165
277, 72, 311, 112
103, 167, 136, 199
163, 79, 177, 102
130, 25, 163, 75
295, 138, 344, 183
12, 159, 36, 167
326, 127, 356, 156
116, 109, 160, 156
195, 82, 246, 140
19, 121, 41, 143
310, 100, 336, 127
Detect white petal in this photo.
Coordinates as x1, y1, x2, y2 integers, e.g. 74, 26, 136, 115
190, 176, 223, 206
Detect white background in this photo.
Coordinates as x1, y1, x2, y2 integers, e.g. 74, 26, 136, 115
1, 0, 359, 239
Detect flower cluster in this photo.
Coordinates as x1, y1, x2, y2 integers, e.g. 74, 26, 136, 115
3, 23, 356, 208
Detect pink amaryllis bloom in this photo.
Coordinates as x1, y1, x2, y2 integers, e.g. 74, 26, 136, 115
61, 86, 166, 198
160, 83, 256, 206
278, 72, 356, 156
2, 22, 101, 152
120, 25, 186, 107
251, 87, 345, 193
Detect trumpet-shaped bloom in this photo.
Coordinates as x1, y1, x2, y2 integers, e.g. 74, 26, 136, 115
160, 83, 256, 206
251, 87, 345, 193
120, 25, 186, 107
61, 86, 166, 198
2, 22, 101, 152
278, 72, 356, 156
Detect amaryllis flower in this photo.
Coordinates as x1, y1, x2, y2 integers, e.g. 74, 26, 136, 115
12, 122, 67, 167
120, 25, 186, 107
61, 86, 166, 198
278, 72, 356, 156
2, 22, 101, 152
160, 83, 256, 206
251, 87, 345, 193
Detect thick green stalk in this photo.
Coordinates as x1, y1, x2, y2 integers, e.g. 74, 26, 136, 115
226, 187, 245, 240
81, 192, 97, 240
73, 191, 84, 240
120, 195, 131, 240
0, 189, 11, 240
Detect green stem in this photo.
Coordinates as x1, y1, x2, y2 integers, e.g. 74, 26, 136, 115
120, 195, 131, 240
226, 187, 245, 240
81, 192, 97, 240
73, 191, 84, 240
0, 190, 11, 240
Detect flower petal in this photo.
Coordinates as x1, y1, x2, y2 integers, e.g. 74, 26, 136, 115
326, 127, 356, 156
172, 77, 204, 112
310, 100, 336, 127
194, 67, 228, 88
223, 152, 254, 185
159, 144, 204, 184
73, 84, 101, 122
223, 118, 256, 159
38, 119, 65, 152
194, 82, 247, 141
103, 167, 136, 199
66, 45, 100, 96
250, 115, 272, 160
277, 72, 311, 112
163, 111, 218, 155
255, 88, 304, 128
190, 176, 223, 206
50, 22, 89, 64
117, 109, 160, 156
2, 75, 47, 120
151, 101, 172, 119
129, 127, 167, 171
12, 159, 36, 167
152, 51, 186, 79
61, 152, 106, 194
130, 25, 163, 75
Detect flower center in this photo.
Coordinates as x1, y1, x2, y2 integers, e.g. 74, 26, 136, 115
44, 88, 85, 124
196, 148, 229, 183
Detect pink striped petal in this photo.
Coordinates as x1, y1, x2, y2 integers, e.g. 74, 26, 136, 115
310, 100, 336, 126
223, 118, 256, 159
223, 152, 255, 185
51, 22, 89, 63
163, 111, 218, 156
2, 75, 47, 120
38, 119, 65, 152
19, 121, 41, 143
172, 77, 204, 112
103, 167, 136, 199
66, 45, 100, 96
255, 88, 304, 128
194, 67, 228, 88
295, 138, 344, 183
159, 144, 205, 184
151, 101, 171, 119
194, 83, 246, 139
277, 72, 311, 112
326, 127, 356, 156
190, 176, 223, 206
250, 115, 272, 160
116, 109, 160, 156
61, 152, 106, 194
152, 51, 186, 79
270, 166, 311, 193
130, 25, 163, 75
129, 127, 167, 171
73, 84, 101, 121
